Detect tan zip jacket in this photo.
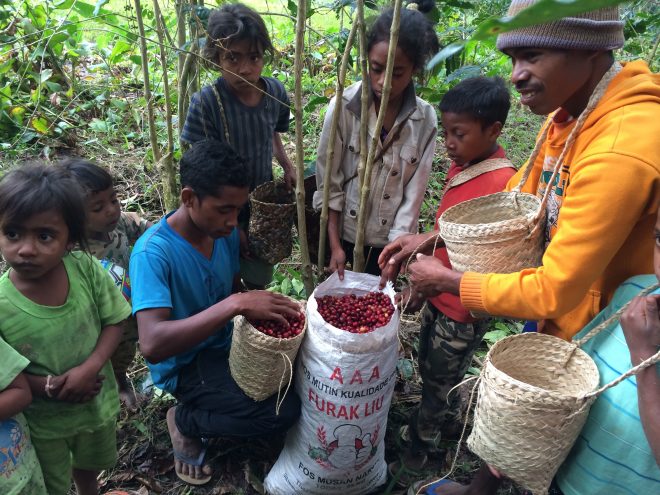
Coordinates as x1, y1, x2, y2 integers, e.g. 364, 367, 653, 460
313, 81, 437, 247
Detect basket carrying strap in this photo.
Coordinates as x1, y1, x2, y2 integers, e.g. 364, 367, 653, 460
570, 283, 660, 399
510, 62, 622, 236
444, 158, 515, 191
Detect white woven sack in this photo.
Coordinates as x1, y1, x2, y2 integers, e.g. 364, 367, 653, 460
264, 271, 399, 495
229, 310, 306, 401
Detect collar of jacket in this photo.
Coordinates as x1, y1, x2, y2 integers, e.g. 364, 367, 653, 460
345, 80, 421, 124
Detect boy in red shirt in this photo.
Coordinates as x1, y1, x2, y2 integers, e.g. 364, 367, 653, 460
389, 76, 516, 481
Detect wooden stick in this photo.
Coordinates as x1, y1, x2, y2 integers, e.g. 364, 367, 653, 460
353, 0, 403, 272
293, 0, 314, 297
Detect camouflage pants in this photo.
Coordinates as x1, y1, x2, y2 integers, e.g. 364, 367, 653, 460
409, 304, 489, 452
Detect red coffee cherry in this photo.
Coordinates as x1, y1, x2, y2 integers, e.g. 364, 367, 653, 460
250, 311, 305, 339
315, 291, 394, 333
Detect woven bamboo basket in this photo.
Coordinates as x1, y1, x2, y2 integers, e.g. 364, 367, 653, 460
229, 311, 306, 402
467, 333, 599, 494
437, 63, 623, 275
248, 181, 295, 265
467, 284, 660, 494
438, 191, 544, 273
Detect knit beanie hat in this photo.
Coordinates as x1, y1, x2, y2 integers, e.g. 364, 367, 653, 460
496, 1, 624, 51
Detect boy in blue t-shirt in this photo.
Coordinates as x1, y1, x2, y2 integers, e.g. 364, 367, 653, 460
130, 140, 301, 486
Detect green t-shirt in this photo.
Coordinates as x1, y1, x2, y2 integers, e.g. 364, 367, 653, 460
0, 337, 47, 495
0, 253, 132, 439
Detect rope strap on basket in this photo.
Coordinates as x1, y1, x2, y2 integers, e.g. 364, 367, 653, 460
574, 283, 660, 399
511, 62, 622, 235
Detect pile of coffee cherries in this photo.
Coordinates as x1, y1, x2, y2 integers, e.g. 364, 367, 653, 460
315, 291, 394, 333
250, 311, 306, 339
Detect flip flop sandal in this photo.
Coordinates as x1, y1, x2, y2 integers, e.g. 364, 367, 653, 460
173, 438, 212, 486
407, 478, 458, 495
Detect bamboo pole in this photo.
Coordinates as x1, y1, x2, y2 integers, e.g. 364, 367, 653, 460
354, 0, 370, 272
133, 0, 161, 171
152, 0, 178, 210
317, 20, 358, 271
293, 0, 314, 297
353, 0, 403, 272
176, 0, 188, 147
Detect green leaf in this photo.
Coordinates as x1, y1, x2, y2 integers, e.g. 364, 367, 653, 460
109, 40, 133, 63
54, 0, 75, 9
396, 358, 414, 380
37, 69, 53, 84
45, 81, 62, 92
89, 118, 109, 133
280, 277, 292, 296
93, 0, 110, 16
426, 42, 466, 72
473, 0, 627, 40
31, 117, 49, 134
483, 329, 509, 345
291, 278, 304, 296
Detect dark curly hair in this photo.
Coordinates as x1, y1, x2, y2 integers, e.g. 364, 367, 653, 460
440, 76, 511, 127
0, 162, 88, 249
179, 139, 251, 200
367, 0, 439, 72
59, 157, 113, 194
202, 3, 274, 69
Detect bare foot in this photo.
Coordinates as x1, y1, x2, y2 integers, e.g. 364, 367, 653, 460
166, 407, 212, 484
116, 373, 142, 409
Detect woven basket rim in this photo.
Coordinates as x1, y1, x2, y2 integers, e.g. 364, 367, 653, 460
439, 191, 540, 228
235, 313, 306, 348
250, 181, 295, 207
483, 333, 600, 401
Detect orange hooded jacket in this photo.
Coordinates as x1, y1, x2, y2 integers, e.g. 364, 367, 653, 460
460, 61, 660, 340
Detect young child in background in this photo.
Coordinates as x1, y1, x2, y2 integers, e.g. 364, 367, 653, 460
0, 337, 47, 495
61, 158, 151, 407
181, 2, 294, 290
0, 164, 131, 495
385, 76, 516, 482
313, 0, 439, 277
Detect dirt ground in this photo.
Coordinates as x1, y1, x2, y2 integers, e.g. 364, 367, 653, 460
97, 317, 526, 495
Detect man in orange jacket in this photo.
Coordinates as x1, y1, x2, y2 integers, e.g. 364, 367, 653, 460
378, 2, 660, 494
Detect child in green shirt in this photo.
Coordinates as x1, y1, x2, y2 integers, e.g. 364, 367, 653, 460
0, 164, 131, 495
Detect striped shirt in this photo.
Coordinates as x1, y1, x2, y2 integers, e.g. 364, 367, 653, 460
180, 76, 290, 191
556, 274, 660, 495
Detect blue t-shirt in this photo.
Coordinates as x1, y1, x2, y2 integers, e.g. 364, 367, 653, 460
556, 274, 660, 495
129, 212, 240, 392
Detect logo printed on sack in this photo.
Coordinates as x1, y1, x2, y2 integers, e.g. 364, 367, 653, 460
309, 423, 379, 470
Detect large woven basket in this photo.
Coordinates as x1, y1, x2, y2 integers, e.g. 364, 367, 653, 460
248, 181, 295, 265
229, 312, 306, 402
466, 283, 660, 494
467, 332, 599, 494
438, 191, 544, 273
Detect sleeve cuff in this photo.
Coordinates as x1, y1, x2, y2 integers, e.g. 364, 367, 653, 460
460, 272, 488, 314
312, 190, 344, 212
